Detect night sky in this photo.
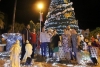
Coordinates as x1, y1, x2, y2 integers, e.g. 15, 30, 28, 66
0, 0, 100, 31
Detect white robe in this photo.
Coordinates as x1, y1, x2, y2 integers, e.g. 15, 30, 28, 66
22, 42, 32, 62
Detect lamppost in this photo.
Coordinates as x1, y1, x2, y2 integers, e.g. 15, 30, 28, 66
37, 3, 43, 32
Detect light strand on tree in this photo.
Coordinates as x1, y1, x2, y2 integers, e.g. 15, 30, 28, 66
45, 0, 79, 34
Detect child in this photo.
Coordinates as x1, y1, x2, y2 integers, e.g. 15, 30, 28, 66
88, 42, 98, 65
53, 41, 61, 61
58, 41, 65, 60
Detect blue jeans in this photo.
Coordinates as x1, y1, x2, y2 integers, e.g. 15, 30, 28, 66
41, 42, 47, 57
48, 42, 53, 58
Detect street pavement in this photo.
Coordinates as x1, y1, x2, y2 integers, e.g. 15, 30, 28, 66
94, 56, 100, 67
34, 54, 100, 67
0, 51, 100, 67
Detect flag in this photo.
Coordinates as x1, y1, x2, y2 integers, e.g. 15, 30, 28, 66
40, 12, 43, 22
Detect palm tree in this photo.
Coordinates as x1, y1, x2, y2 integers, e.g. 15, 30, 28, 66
0, 11, 4, 29
89, 27, 100, 38
14, 22, 25, 33
35, 22, 40, 33
29, 20, 36, 32
0, 19, 4, 29
9, 22, 25, 33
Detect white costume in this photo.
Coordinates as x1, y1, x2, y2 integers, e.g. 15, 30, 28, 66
22, 40, 32, 62
10, 40, 21, 67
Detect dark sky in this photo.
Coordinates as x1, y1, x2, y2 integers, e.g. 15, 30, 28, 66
0, 0, 100, 31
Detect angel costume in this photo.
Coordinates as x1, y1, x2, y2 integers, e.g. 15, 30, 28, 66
10, 40, 21, 67
22, 40, 32, 62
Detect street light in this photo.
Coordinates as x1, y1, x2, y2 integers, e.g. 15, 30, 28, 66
38, 3, 43, 10
37, 2, 43, 32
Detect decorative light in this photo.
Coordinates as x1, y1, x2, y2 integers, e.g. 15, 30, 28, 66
37, 3, 43, 10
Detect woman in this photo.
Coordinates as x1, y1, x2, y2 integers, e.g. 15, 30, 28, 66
61, 29, 71, 63
30, 28, 37, 58
71, 29, 78, 61
50, 29, 60, 59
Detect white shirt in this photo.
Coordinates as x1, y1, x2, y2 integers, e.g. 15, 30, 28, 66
40, 32, 48, 42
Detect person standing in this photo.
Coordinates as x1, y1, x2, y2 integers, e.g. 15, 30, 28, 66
71, 29, 78, 61
40, 27, 48, 57
46, 29, 53, 58
50, 29, 60, 60
61, 29, 71, 63
30, 28, 37, 58
20, 24, 31, 61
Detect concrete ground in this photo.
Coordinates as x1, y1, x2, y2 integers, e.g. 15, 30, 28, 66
0, 51, 100, 67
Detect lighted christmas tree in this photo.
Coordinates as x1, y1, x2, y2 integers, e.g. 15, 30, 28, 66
45, 0, 79, 34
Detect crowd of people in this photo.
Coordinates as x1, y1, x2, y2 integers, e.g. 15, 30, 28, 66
1, 23, 100, 65
39, 25, 100, 65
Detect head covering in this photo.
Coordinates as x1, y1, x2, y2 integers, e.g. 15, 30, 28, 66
26, 40, 29, 44
16, 40, 20, 44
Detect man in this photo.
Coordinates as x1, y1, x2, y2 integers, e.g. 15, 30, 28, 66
20, 23, 31, 61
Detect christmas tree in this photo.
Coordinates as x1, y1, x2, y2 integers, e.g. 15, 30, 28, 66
45, 0, 79, 34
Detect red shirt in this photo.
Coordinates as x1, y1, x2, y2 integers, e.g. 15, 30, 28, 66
30, 33, 36, 44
